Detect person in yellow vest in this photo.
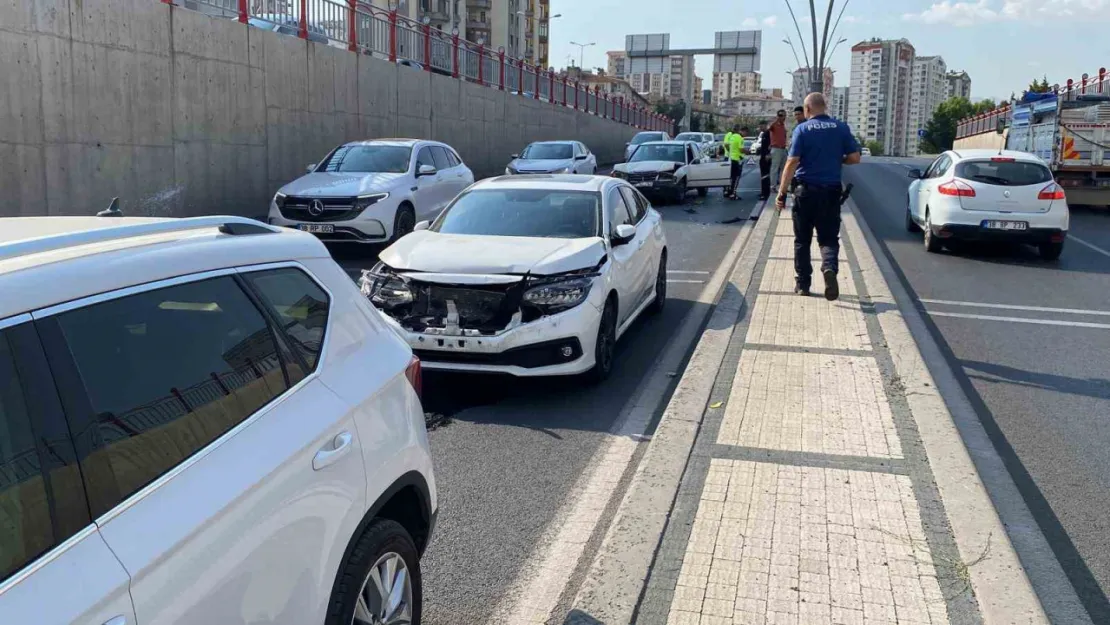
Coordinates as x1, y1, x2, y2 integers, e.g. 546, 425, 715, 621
722, 129, 735, 161
725, 125, 747, 200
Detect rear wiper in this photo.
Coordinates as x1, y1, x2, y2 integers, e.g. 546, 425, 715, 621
971, 175, 1012, 185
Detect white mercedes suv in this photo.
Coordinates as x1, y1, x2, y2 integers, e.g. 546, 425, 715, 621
360, 174, 668, 382
0, 214, 436, 625
269, 139, 475, 244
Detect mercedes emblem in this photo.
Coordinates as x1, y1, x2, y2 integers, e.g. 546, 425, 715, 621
308, 199, 325, 217
1003, 190, 1011, 198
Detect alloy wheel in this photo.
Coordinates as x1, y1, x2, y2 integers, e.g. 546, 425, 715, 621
352, 553, 413, 625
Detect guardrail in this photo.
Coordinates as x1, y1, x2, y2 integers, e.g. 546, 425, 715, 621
163, 0, 668, 132
957, 67, 1108, 139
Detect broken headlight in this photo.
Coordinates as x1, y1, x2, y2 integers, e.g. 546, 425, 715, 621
360, 264, 413, 309
522, 277, 593, 314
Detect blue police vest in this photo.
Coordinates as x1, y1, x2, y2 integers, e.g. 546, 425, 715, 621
788, 115, 860, 186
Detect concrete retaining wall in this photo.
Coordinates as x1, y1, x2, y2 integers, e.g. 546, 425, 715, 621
0, 0, 639, 218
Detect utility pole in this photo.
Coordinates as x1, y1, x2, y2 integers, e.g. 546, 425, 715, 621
783, 0, 852, 96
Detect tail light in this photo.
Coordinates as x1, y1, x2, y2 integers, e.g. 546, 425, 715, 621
1038, 183, 1066, 200
990, 156, 1015, 162
937, 180, 976, 197
404, 355, 422, 400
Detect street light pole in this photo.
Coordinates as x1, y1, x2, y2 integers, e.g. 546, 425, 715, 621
783, 0, 853, 95
569, 41, 595, 70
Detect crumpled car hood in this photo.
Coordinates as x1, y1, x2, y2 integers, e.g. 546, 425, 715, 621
615, 161, 681, 174
379, 231, 607, 276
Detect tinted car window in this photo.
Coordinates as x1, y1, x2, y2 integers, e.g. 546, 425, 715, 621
433, 189, 600, 238
445, 148, 462, 167
619, 187, 647, 223
0, 329, 55, 582
318, 145, 412, 174
631, 132, 665, 145
53, 277, 290, 516
430, 146, 452, 170
522, 143, 574, 159
956, 159, 1052, 186
416, 147, 436, 171
245, 268, 330, 373
607, 188, 634, 232
630, 144, 685, 163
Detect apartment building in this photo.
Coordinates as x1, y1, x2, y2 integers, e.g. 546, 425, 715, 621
418, 0, 461, 30
720, 92, 794, 119
908, 55, 948, 154
791, 67, 835, 106
462, 0, 548, 66
626, 54, 696, 102
713, 71, 761, 106
946, 70, 972, 100
606, 51, 628, 78
563, 68, 653, 109
848, 38, 915, 157
830, 86, 850, 120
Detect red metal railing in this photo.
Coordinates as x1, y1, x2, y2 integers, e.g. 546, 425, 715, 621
161, 0, 667, 132
957, 66, 1108, 139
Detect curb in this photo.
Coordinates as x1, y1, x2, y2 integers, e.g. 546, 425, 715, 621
565, 201, 777, 624
842, 202, 1084, 624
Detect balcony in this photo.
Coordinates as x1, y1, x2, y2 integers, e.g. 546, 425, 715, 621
467, 19, 490, 30
468, 0, 491, 7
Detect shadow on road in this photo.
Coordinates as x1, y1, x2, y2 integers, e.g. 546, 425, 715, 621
963, 359, 1110, 402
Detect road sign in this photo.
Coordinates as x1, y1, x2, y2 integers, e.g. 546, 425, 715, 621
918, 128, 926, 137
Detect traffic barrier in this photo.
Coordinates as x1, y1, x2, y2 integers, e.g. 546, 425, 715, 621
163, 0, 668, 132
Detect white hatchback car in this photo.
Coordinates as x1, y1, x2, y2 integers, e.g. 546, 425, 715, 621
906, 149, 1069, 259
0, 215, 436, 625
269, 139, 475, 244
360, 175, 667, 381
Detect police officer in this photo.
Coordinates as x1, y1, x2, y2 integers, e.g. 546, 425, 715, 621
775, 93, 861, 301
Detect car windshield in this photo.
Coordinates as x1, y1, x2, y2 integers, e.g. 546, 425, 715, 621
675, 133, 702, 142
955, 159, 1052, 186
631, 132, 665, 145
521, 143, 573, 160
714, 134, 725, 141
630, 145, 685, 163
316, 145, 412, 174
432, 189, 601, 239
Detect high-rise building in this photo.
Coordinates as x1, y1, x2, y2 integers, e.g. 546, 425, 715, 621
713, 71, 761, 106
606, 51, 628, 78
694, 75, 703, 100
628, 55, 696, 102
418, 0, 461, 31
946, 70, 972, 100
463, 0, 547, 67
791, 67, 835, 106
908, 55, 948, 155
848, 38, 915, 157
830, 86, 850, 120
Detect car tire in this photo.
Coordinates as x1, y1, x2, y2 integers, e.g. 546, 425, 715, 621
697, 187, 708, 197
905, 197, 920, 233
673, 178, 688, 204
649, 252, 667, 315
392, 203, 416, 242
325, 518, 422, 625
586, 297, 618, 384
924, 210, 942, 253
1038, 241, 1064, 261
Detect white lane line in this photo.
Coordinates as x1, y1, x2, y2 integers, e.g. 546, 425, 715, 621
668, 270, 711, 275
1070, 235, 1110, 259
667, 279, 705, 284
921, 298, 1110, 317
929, 310, 1110, 330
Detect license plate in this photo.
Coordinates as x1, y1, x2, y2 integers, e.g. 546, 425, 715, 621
982, 220, 1027, 231
635, 182, 653, 188
298, 224, 334, 234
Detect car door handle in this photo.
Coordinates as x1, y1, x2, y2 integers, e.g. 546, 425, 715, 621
313, 431, 353, 471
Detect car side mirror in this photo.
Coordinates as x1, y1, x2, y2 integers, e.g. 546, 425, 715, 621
305, 163, 316, 172
907, 168, 924, 179
612, 224, 636, 245
417, 164, 437, 177
414, 220, 431, 231
511, 153, 520, 159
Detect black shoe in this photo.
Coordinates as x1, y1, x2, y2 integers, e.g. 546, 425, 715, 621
822, 269, 839, 301
794, 284, 810, 296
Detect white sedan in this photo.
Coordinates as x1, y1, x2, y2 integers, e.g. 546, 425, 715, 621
360, 175, 667, 381
611, 141, 732, 203
906, 149, 1069, 260
505, 140, 597, 175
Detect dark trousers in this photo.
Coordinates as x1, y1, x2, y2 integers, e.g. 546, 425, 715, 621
793, 183, 842, 287
728, 159, 742, 196
758, 156, 771, 199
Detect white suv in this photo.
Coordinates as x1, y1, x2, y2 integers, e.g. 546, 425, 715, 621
0, 215, 436, 625
269, 139, 475, 244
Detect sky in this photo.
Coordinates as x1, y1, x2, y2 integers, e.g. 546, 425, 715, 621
547, 0, 1108, 104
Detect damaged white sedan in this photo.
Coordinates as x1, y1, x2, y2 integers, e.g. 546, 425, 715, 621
359, 174, 668, 381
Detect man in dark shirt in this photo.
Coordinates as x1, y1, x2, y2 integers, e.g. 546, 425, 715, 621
756, 121, 773, 200
775, 93, 861, 300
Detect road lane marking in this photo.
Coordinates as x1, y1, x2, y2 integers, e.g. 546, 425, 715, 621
668, 270, 711, 275
929, 310, 1110, 329
488, 213, 762, 625
921, 298, 1110, 317
1070, 235, 1110, 259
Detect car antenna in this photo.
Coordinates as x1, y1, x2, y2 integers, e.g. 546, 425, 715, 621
97, 197, 123, 217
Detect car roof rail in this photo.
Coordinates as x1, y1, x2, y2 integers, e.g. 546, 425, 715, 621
0, 216, 280, 263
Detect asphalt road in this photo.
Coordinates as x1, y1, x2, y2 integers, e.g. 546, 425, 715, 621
846, 157, 1110, 623
330, 169, 761, 624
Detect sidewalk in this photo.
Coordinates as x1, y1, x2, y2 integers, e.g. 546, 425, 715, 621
567, 205, 1051, 625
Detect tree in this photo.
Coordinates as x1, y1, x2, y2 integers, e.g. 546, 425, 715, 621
972, 99, 996, 114
726, 114, 764, 134
864, 140, 884, 156
1025, 76, 1052, 97
920, 96, 976, 153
